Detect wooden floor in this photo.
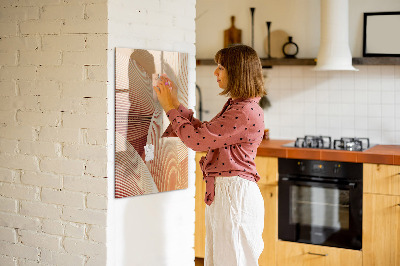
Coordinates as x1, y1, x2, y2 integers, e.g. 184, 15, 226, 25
195, 257, 204, 266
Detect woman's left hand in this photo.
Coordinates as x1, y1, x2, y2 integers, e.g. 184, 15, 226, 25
153, 78, 175, 113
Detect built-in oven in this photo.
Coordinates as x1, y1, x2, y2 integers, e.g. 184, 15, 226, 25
278, 158, 363, 250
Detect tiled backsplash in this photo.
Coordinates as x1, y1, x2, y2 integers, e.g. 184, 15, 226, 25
196, 65, 400, 145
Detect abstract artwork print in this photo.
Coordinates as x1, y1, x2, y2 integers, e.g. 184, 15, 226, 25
115, 48, 189, 198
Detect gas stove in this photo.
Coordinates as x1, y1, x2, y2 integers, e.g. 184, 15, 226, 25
283, 135, 373, 151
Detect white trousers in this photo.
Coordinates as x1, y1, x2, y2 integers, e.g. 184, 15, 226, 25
205, 176, 265, 266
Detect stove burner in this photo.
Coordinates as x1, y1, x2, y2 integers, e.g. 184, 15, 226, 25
333, 137, 370, 151
295, 135, 332, 149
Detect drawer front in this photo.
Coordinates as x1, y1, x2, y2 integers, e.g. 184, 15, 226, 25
277, 241, 362, 266
364, 164, 400, 196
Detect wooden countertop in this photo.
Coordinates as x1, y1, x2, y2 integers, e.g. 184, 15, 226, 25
256, 139, 400, 165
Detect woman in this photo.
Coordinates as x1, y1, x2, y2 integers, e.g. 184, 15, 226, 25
154, 44, 266, 266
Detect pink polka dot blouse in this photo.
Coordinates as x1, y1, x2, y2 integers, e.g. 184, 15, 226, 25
162, 97, 265, 205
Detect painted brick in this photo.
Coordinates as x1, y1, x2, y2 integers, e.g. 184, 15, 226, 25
41, 219, 64, 236
0, 96, 16, 111
0, 255, 16, 266
0, 153, 39, 171
40, 249, 85, 266
0, 154, 38, 172
0, 183, 39, 201
18, 80, 61, 97
0, 66, 36, 81
63, 50, 107, 65
62, 19, 107, 34
19, 230, 61, 251
85, 65, 107, 81
38, 127, 79, 143
0, 36, 40, 52
64, 175, 107, 194
85, 3, 107, 20
20, 201, 61, 219
87, 193, 107, 210
16, 111, 61, 127
0, 51, 17, 65
86, 255, 106, 266
2, 0, 62, 6
0, 241, 39, 261
7, 96, 40, 112
0, 81, 16, 96
21, 171, 62, 189
87, 225, 105, 243
63, 237, 106, 257
0, 226, 17, 243
64, 222, 85, 239
61, 207, 106, 226
61, 81, 107, 98
20, 21, 61, 35
0, 212, 41, 231
19, 140, 58, 157
0, 168, 15, 183
42, 35, 85, 51
41, 188, 85, 208
84, 160, 106, 177
82, 128, 107, 145
38, 96, 86, 113
18, 259, 42, 266
0, 126, 34, 141
62, 113, 106, 129
37, 66, 83, 81
0, 197, 17, 213
40, 157, 84, 176
41, 4, 84, 20
0, 7, 39, 22
0, 138, 18, 154
63, 144, 107, 161
0, 110, 16, 125
85, 34, 107, 51
19, 51, 62, 66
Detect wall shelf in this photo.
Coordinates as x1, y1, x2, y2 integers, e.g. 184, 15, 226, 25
196, 57, 400, 67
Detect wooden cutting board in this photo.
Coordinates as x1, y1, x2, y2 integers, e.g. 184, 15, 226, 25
224, 16, 242, 48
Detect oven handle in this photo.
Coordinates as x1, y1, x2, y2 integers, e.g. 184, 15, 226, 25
280, 177, 357, 189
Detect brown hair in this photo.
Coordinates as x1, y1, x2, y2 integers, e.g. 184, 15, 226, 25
214, 44, 266, 99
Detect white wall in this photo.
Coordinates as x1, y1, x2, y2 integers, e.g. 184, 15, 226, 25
196, 0, 400, 58
107, 1, 197, 266
0, 1, 108, 265
196, 0, 400, 145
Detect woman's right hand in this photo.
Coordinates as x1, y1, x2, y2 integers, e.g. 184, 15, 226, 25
160, 74, 180, 109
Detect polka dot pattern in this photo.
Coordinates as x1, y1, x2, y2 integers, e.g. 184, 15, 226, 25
162, 97, 264, 205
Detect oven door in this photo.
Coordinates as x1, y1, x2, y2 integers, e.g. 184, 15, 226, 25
278, 176, 362, 250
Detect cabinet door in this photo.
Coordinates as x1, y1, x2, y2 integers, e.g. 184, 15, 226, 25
364, 164, 400, 196
255, 156, 278, 186
277, 241, 362, 266
195, 152, 207, 258
259, 185, 278, 266
363, 193, 400, 266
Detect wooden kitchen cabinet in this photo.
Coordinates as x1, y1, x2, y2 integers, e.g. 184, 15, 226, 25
276, 241, 362, 266
195, 152, 207, 258
258, 184, 278, 266
363, 163, 400, 266
363, 193, 400, 266
364, 163, 400, 196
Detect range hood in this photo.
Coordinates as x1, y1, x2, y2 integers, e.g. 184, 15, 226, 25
314, 0, 358, 71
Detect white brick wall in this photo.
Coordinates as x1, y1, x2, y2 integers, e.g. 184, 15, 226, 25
0, 0, 108, 265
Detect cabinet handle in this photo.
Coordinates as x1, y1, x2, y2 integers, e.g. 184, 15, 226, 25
397, 204, 400, 207
307, 252, 328, 256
